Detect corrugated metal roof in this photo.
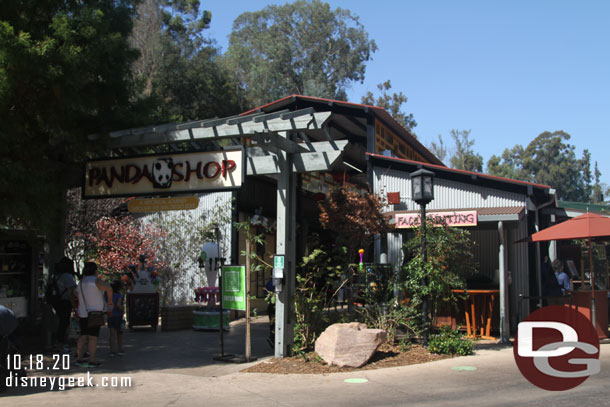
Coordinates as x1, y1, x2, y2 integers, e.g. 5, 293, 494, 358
368, 153, 552, 190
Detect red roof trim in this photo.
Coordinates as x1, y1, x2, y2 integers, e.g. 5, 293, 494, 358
240, 94, 385, 116
367, 153, 552, 190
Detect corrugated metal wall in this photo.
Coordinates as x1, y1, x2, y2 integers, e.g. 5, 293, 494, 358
508, 220, 530, 328
375, 166, 533, 335
469, 229, 499, 280
140, 191, 233, 303
373, 167, 525, 210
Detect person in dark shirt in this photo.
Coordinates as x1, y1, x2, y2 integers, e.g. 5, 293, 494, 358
0, 305, 18, 392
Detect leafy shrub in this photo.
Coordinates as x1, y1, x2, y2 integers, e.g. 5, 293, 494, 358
428, 326, 473, 356
293, 248, 346, 355
402, 224, 477, 321
355, 264, 422, 343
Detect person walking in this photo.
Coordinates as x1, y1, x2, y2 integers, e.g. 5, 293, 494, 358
75, 262, 113, 368
107, 280, 125, 356
0, 305, 18, 393
50, 257, 77, 354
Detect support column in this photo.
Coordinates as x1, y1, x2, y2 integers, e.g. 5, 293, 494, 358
498, 221, 510, 342
275, 134, 296, 358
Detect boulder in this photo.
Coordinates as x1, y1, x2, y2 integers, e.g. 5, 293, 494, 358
315, 322, 386, 368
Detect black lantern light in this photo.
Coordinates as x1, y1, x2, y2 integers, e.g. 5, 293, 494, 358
410, 169, 435, 205
410, 168, 435, 346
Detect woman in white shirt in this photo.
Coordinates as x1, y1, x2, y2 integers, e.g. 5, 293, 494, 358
75, 262, 112, 368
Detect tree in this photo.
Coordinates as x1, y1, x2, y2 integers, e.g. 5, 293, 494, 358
90, 216, 166, 282
0, 0, 143, 236
225, 0, 377, 109
64, 188, 123, 275
449, 130, 483, 172
522, 131, 587, 201
428, 135, 448, 164
131, 0, 240, 121
486, 145, 527, 181
361, 80, 417, 133
402, 224, 476, 323
318, 185, 392, 266
591, 162, 606, 204
486, 131, 593, 202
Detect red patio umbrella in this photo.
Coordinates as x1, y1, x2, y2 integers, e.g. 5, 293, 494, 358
525, 212, 610, 327
527, 212, 610, 242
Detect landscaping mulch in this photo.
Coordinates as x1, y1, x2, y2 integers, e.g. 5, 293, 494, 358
241, 342, 453, 374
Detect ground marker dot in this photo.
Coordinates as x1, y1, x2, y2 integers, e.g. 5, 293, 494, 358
451, 366, 477, 371
344, 378, 368, 383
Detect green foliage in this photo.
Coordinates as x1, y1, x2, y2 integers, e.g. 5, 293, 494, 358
355, 264, 422, 343
131, 0, 240, 121
486, 131, 602, 202
402, 224, 476, 321
522, 131, 587, 201
428, 135, 448, 164
486, 145, 527, 181
361, 80, 417, 133
449, 130, 483, 173
0, 0, 144, 234
358, 298, 421, 344
428, 326, 473, 356
226, 0, 377, 108
318, 186, 392, 271
293, 248, 346, 354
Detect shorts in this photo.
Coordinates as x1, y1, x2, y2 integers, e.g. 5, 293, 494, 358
78, 317, 101, 337
108, 316, 124, 333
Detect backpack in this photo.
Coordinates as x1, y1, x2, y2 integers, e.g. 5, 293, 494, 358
44, 274, 63, 305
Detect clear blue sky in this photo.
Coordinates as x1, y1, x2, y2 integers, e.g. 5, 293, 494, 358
206, 1, 610, 187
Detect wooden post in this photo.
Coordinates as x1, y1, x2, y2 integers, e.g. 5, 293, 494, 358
275, 132, 296, 357
245, 235, 251, 361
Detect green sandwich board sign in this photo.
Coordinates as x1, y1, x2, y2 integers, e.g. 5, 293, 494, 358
222, 265, 246, 311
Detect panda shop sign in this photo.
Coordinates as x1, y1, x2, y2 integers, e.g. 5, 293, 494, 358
84, 150, 244, 198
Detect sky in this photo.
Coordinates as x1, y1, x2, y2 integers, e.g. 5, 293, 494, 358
205, 1, 610, 186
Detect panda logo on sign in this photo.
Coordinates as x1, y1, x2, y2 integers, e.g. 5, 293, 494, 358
152, 158, 173, 188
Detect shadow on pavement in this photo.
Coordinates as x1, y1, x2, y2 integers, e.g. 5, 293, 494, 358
67, 316, 273, 376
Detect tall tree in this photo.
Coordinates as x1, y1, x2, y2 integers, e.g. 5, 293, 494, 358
131, 0, 240, 121
361, 80, 417, 133
487, 131, 592, 202
427, 135, 448, 164
522, 131, 586, 201
449, 130, 483, 172
486, 145, 527, 181
225, 0, 377, 109
581, 149, 593, 201
0, 0, 142, 235
591, 162, 607, 204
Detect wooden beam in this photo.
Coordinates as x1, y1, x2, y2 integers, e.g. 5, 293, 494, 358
246, 150, 343, 175
92, 112, 333, 149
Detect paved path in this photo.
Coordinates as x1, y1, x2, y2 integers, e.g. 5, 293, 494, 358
4, 318, 610, 406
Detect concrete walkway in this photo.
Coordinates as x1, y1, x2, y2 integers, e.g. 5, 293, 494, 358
4, 317, 610, 406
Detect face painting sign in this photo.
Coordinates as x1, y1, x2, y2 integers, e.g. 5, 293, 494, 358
84, 150, 244, 198
395, 210, 478, 228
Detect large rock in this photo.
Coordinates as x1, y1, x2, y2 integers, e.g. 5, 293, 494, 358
315, 322, 386, 368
